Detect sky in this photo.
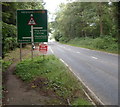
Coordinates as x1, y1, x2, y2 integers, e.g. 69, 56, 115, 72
43, 0, 68, 22
44, 0, 67, 13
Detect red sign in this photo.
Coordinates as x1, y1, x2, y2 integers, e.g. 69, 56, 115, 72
28, 17, 36, 25
39, 44, 48, 54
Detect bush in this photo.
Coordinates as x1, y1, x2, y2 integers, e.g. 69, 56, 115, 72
59, 36, 70, 43
93, 36, 118, 50
62, 36, 118, 53
1, 60, 12, 72
2, 22, 18, 58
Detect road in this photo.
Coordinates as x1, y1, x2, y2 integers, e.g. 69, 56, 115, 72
47, 41, 118, 105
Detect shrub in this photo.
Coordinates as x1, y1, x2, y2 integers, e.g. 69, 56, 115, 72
2, 22, 18, 58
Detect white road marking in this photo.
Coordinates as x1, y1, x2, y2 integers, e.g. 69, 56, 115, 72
59, 58, 99, 105
50, 47, 54, 54
91, 56, 98, 59
60, 58, 68, 67
69, 67, 72, 71
76, 52, 81, 54
83, 89, 96, 106
69, 70, 104, 105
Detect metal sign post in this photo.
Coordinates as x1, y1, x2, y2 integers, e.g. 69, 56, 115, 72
20, 43, 22, 61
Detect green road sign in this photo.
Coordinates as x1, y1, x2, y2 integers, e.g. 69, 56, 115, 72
17, 10, 48, 43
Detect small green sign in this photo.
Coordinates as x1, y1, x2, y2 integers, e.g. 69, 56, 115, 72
17, 10, 48, 43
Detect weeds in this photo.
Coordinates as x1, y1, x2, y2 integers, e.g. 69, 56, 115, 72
15, 55, 91, 105
61, 37, 118, 54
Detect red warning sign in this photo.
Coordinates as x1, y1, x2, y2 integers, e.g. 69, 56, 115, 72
28, 17, 36, 25
39, 44, 48, 54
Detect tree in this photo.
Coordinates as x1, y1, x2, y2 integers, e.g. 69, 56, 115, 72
2, 2, 45, 58
52, 2, 118, 41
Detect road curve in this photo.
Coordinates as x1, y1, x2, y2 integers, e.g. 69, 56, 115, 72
47, 41, 118, 105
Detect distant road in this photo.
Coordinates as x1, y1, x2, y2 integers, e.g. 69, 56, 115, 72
47, 41, 118, 105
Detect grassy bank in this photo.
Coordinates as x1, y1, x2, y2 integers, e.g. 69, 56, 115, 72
60, 37, 118, 54
15, 55, 91, 105
2, 45, 32, 72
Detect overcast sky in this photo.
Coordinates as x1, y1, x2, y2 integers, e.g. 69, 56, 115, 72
44, 0, 67, 13
43, 0, 68, 22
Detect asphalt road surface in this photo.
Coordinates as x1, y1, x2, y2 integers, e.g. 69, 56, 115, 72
47, 41, 118, 105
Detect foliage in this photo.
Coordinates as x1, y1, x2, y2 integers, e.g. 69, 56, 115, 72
1, 60, 12, 72
2, 45, 32, 73
2, 2, 45, 58
63, 36, 118, 53
51, 2, 118, 53
2, 22, 18, 57
15, 55, 91, 105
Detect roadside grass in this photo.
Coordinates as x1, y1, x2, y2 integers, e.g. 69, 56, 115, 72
60, 37, 118, 54
1, 60, 12, 72
15, 55, 92, 105
2, 45, 31, 72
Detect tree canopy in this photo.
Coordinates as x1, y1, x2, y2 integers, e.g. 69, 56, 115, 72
2, 2, 44, 58
51, 2, 118, 42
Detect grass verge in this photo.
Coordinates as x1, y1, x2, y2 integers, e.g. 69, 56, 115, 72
15, 55, 92, 105
60, 37, 118, 54
2, 45, 32, 72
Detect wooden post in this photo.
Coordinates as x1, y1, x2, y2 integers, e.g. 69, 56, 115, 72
31, 43, 33, 60
20, 43, 22, 61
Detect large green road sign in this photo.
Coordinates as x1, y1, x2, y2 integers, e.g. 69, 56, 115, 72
17, 10, 48, 43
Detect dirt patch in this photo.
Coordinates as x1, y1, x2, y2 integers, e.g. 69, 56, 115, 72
27, 77, 66, 104
30, 77, 48, 89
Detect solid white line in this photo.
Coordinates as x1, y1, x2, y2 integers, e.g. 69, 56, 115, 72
50, 47, 54, 54
69, 67, 72, 71
59, 58, 104, 105
91, 56, 98, 59
60, 59, 68, 67
59, 59, 97, 105
69, 70, 104, 105
83, 89, 96, 106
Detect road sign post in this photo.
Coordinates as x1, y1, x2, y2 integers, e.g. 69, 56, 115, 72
28, 14, 37, 60
17, 10, 48, 60
20, 43, 22, 61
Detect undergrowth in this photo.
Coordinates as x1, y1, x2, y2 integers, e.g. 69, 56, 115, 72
60, 36, 118, 54
15, 55, 91, 105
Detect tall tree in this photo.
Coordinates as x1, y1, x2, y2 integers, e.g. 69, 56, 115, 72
2, 2, 45, 58
52, 2, 118, 41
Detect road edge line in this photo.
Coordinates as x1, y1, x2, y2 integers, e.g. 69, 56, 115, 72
69, 67, 105, 105
49, 47, 54, 54
59, 58, 104, 106
60, 59, 69, 67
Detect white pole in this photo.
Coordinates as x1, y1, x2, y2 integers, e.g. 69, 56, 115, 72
31, 25, 33, 43
30, 14, 34, 60
31, 25, 33, 60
